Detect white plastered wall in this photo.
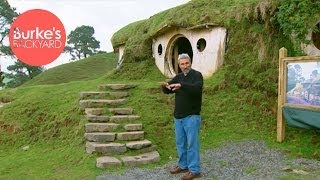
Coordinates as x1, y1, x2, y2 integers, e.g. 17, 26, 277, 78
118, 45, 125, 63
152, 27, 227, 78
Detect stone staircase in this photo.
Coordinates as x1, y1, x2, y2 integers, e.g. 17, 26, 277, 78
79, 84, 160, 168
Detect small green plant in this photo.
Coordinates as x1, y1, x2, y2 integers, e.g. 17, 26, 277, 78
274, 0, 320, 50
245, 165, 257, 174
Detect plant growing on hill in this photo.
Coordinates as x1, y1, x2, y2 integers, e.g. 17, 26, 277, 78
4, 60, 44, 88
0, 70, 4, 87
274, 0, 320, 50
0, 0, 18, 56
64, 25, 102, 60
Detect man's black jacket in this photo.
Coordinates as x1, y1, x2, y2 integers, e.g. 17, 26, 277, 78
162, 69, 203, 119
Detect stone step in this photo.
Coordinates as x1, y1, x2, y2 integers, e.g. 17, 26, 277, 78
86, 142, 156, 156
85, 108, 134, 116
0, 102, 10, 108
80, 91, 129, 99
98, 84, 136, 91
85, 123, 119, 132
126, 139, 152, 150
86, 115, 110, 122
85, 108, 104, 116
86, 142, 127, 154
117, 131, 144, 141
109, 108, 133, 115
134, 145, 157, 154
124, 124, 143, 131
85, 132, 116, 142
110, 115, 140, 122
121, 151, 160, 166
79, 99, 127, 110
96, 156, 122, 168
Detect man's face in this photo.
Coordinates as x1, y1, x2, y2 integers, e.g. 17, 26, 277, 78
179, 58, 191, 73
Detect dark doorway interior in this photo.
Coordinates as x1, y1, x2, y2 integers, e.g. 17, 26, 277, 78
171, 37, 193, 74
312, 22, 320, 50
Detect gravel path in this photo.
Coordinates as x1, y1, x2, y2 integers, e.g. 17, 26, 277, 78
96, 140, 320, 180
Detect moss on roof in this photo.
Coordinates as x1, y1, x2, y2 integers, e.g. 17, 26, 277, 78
111, 0, 278, 62
111, 0, 264, 45
111, 0, 320, 63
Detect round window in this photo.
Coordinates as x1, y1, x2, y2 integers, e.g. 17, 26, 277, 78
158, 44, 163, 55
312, 22, 320, 50
196, 38, 206, 52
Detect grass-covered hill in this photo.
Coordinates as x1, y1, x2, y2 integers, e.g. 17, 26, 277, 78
1, 0, 320, 179
23, 53, 117, 86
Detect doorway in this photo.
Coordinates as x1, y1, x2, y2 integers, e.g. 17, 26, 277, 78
166, 35, 193, 76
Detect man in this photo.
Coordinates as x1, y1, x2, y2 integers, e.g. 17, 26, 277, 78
161, 53, 203, 180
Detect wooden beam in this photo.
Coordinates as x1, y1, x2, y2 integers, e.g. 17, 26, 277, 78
284, 103, 320, 111
282, 56, 320, 61
174, 46, 179, 74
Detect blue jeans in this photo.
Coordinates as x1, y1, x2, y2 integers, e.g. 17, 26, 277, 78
174, 115, 201, 174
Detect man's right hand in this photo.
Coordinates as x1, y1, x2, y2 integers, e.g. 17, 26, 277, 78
160, 82, 171, 90
169, 83, 181, 91
160, 82, 169, 87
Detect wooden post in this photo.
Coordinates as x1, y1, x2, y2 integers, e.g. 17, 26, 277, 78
277, 47, 287, 142
174, 46, 179, 74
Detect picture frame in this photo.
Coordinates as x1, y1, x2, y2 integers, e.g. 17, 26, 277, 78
277, 48, 320, 142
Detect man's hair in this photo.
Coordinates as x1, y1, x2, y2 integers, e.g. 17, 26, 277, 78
178, 53, 191, 63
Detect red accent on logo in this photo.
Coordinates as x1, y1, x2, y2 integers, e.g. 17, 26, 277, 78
9, 9, 66, 66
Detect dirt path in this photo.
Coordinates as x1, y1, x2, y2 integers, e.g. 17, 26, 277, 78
97, 140, 320, 180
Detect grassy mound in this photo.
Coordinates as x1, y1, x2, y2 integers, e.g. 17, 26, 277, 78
23, 53, 117, 86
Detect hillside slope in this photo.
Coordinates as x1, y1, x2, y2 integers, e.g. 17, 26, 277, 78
23, 53, 117, 86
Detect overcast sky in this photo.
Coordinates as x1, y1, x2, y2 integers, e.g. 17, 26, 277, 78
1, 0, 190, 71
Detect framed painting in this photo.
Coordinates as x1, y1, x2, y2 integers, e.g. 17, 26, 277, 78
277, 47, 320, 142
285, 61, 320, 107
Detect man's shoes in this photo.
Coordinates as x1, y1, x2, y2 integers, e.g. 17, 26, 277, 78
181, 171, 201, 180
169, 166, 188, 174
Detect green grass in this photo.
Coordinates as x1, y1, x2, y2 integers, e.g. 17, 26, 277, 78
245, 165, 257, 174
1, 0, 320, 178
23, 53, 117, 86
0, 141, 99, 179
0, 69, 319, 178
